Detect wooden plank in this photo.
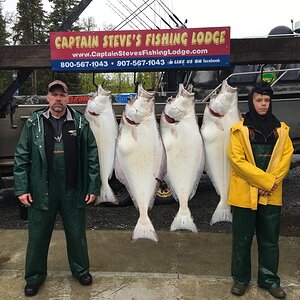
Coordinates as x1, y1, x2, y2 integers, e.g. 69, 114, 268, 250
0, 44, 50, 69
0, 37, 300, 69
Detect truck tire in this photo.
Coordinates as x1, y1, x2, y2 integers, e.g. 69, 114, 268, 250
155, 180, 175, 205
104, 176, 175, 206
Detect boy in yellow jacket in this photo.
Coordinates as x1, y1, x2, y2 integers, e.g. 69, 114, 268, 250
227, 82, 293, 299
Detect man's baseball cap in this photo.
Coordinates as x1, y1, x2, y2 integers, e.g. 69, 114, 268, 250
48, 80, 68, 93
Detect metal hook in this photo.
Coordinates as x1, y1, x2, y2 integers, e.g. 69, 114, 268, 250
51, 71, 56, 81
92, 72, 98, 89
260, 64, 267, 81
92, 73, 106, 90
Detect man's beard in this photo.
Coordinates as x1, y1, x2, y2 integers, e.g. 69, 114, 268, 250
52, 104, 65, 112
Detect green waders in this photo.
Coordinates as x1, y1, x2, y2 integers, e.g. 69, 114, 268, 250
231, 204, 281, 288
25, 141, 89, 284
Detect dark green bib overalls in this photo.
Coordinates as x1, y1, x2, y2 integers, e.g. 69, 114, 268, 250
231, 144, 281, 289
25, 140, 89, 284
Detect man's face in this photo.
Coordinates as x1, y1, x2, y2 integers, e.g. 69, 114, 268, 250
252, 92, 271, 116
47, 87, 69, 115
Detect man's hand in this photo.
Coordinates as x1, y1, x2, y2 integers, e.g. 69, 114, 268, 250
85, 194, 96, 204
258, 189, 271, 196
258, 179, 279, 196
18, 193, 33, 206
270, 182, 279, 192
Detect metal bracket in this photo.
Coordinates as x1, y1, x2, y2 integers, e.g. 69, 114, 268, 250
201, 67, 300, 103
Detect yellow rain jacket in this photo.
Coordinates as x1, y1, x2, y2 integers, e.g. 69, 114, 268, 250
227, 119, 294, 210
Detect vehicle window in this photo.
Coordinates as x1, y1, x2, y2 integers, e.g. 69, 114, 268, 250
278, 64, 300, 82
228, 65, 260, 85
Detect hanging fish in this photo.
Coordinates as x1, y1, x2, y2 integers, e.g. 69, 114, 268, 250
201, 79, 241, 224
115, 84, 166, 242
160, 83, 205, 232
85, 85, 118, 204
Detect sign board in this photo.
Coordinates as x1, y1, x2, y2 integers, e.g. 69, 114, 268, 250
50, 27, 230, 72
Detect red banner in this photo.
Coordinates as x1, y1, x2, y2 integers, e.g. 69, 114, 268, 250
50, 27, 230, 71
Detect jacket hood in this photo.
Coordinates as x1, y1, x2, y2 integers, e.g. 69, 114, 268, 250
231, 119, 289, 134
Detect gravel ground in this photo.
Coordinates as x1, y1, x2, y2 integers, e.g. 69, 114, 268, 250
0, 164, 299, 237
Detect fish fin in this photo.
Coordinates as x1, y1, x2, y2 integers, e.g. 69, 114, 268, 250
163, 176, 178, 202
189, 159, 205, 200
132, 217, 158, 243
210, 200, 232, 225
95, 185, 119, 205
205, 167, 221, 196
131, 127, 138, 141
155, 144, 167, 181
170, 209, 198, 233
216, 120, 224, 131
114, 154, 135, 206
171, 126, 177, 138
115, 154, 128, 187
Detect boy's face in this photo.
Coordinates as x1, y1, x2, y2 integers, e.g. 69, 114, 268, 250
252, 92, 271, 116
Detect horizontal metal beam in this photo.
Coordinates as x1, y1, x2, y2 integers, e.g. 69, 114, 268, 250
0, 36, 300, 69
230, 36, 300, 64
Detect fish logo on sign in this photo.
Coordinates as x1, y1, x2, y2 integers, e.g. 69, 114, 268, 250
68, 129, 77, 136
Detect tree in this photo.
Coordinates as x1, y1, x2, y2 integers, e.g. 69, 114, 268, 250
3, 10, 17, 44
12, 0, 47, 45
0, 1, 13, 94
135, 72, 160, 91
106, 73, 134, 94
0, 1, 8, 44
48, 1, 84, 94
10, 1, 50, 95
79, 16, 98, 31
48, 0, 82, 32
79, 73, 106, 94
102, 23, 115, 31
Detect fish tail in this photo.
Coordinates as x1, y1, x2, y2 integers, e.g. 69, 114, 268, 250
170, 209, 198, 233
210, 199, 232, 225
132, 217, 158, 243
95, 185, 119, 205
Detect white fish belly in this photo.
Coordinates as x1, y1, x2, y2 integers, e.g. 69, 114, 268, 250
202, 123, 229, 197
115, 121, 165, 208
161, 119, 204, 200
87, 110, 118, 192
201, 109, 239, 197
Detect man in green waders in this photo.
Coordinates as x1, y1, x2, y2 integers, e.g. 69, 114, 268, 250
14, 80, 100, 297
